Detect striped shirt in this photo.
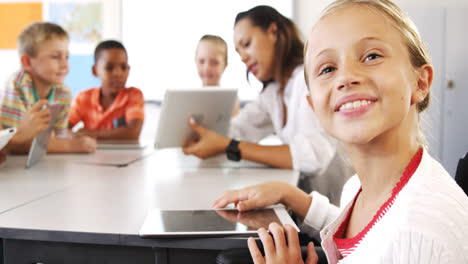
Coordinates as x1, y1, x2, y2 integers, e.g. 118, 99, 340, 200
68, 87, 144, 130
0, 70, 72, 135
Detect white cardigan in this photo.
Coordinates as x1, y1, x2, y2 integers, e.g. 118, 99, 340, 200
229, 66, 352, 204
304, 149, 468, 264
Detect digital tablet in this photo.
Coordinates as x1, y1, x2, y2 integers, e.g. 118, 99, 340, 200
139, 207, 299, 237
0, 127, 16, 150
154, 88, 237, 149
26, 104, 61, 168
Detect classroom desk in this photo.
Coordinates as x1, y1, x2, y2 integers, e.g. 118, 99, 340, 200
0, 148, 299, 263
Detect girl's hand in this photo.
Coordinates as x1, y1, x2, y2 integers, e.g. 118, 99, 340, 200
211, 182, 291, 211
215, 208, 281, 230
182, 117, 230, 159
248, 223, 318, 264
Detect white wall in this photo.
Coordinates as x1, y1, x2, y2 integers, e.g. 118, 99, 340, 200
122, 0, 293, 101
294, 0, 468, 39
0, 0, 121, 95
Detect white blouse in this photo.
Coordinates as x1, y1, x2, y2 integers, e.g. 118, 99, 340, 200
229, 66, 352, 204
304, 149, 468, 264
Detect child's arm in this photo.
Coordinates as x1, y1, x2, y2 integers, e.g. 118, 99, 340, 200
5, 100, 51, 154
212, 181, 312, 221
47, 135, 96, 153
77, 119, 143, 140
182, 118, 293, 169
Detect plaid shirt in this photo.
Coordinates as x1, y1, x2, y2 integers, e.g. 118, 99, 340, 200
0, 69, 71, 135
69, 87, 144, 130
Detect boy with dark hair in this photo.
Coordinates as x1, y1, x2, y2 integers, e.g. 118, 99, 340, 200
69, 40, 144, 140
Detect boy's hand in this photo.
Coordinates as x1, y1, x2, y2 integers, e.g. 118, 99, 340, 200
16, 100, 50, 142
248, 223, 318, 264
0, 149, 6, 164
76, 136, 97, 153
182, 117, 230, 159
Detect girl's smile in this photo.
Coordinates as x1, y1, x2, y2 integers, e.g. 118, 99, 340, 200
334, 93, 378, 119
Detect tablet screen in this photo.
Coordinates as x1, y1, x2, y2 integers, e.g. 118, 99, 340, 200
139, 208, 295, 237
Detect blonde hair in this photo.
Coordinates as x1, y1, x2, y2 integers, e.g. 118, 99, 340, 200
18, 22, 69, 57
197, 35, 228, 65
319, 0, 432, 112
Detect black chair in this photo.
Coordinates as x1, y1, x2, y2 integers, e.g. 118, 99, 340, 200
455, 152, 468, 196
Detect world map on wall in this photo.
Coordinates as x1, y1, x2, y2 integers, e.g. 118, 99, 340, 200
48, 2, 102, 45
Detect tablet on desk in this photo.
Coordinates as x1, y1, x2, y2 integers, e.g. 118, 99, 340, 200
154, 88, 237, 149
26, 104, 61, 168
139, 207, 298, 237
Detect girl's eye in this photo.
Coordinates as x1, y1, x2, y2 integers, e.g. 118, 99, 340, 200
319, 66, 336, 76
243, 41, 250, 48
364, 53, 381, 62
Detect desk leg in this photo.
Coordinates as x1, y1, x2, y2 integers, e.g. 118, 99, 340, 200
0, 239, 3, 264
154, 248, 168, 264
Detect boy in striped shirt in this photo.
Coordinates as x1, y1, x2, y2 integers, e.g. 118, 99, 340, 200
0, 22, 96, 154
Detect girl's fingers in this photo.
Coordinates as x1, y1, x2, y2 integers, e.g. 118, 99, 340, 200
211, 189, 251, 209
258, 227, 275, 258
268, 223, 287, 254
248, 237, 265, 264
211, 190, 240, 208
284, 224, 301, 256
305, 242, 319, 264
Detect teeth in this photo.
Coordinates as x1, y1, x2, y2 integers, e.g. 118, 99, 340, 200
339, 100, 373, 111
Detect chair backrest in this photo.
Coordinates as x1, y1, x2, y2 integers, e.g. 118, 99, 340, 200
455, 152, 468, 196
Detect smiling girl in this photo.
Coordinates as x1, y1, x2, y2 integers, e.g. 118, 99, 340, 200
213, 1, 468, 263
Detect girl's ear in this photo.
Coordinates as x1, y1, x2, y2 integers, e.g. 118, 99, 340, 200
267, 22, 278, 42
411, 64, 433, 105
20, 53, 33, 72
